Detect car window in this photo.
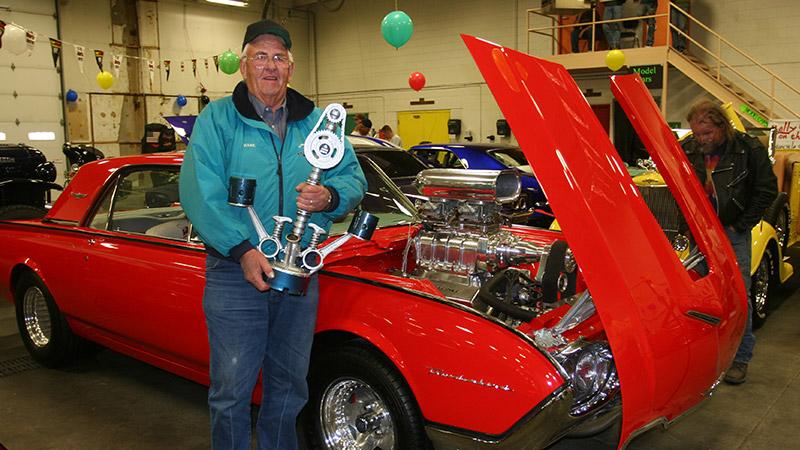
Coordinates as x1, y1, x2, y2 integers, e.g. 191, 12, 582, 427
329, 156, 418, 236
360, 150, 427, 178
413, 149, 464, 169
488, 147, 528, 168
89, 168, 190, 241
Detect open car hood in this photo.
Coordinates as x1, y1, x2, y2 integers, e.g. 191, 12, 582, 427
462, 35, 746, 446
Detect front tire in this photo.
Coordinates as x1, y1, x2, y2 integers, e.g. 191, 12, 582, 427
750, 248, 773, 329
303, 344, 429, 450
15, 272, 84, 367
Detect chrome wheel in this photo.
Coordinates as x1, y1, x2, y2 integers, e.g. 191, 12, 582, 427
751, 251, 771, 327
319, 377, 395, 450
22, 285, 52, 348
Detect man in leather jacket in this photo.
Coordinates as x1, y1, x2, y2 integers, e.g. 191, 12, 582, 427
682, 100, 777, 385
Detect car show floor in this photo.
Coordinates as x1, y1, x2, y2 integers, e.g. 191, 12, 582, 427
0, 271, 798, 449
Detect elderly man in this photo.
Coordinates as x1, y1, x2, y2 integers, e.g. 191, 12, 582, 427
180, 19, 366, 449
681, 100, 777, 385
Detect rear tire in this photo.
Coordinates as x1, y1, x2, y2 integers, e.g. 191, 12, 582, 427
15, 272, 86, 367
303, 344, 429, 450
0, 204, 47, 220
750, 248, 773, 330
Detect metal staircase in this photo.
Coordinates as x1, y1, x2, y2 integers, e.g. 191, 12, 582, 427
526, 2, 800, 125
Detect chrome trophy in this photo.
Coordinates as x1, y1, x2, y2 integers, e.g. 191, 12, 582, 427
228, 103, 377, 295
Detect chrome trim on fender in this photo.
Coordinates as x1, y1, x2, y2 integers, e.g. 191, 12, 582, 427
427, 367, 513, 392
426, 387, 588, 449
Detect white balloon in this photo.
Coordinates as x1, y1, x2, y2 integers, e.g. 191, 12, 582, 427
4, 24, 28, 56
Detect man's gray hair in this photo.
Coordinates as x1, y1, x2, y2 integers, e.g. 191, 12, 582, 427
241, 43, 294, 64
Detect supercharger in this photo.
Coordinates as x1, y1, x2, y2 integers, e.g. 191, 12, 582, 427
406, 169, 577, 322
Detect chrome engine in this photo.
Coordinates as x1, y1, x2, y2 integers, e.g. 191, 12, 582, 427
407, 169, 619, 420
407, 169, 576, 323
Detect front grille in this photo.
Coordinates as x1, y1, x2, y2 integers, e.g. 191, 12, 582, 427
638, 185, 687, 241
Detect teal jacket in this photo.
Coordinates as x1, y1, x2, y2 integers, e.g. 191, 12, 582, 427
180, 82, 367, 261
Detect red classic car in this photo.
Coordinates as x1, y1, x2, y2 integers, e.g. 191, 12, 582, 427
0, 36, 745, 449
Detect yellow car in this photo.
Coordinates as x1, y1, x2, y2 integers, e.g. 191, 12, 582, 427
630, 169, 792, 329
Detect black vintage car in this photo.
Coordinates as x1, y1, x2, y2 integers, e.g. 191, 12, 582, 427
0, 144, 62, 219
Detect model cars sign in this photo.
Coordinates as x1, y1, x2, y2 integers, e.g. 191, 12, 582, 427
770, 119, 800, 149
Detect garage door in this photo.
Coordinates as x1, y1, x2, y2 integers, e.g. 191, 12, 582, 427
1, 0, 65, 186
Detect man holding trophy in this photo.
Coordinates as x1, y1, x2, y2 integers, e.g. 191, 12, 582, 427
180, 19, 366, 450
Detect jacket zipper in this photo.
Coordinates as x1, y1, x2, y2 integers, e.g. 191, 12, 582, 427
268, 133, 286, 216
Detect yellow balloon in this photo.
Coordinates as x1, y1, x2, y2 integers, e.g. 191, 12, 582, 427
605, 49, 625, 72
96, 71, 114, 90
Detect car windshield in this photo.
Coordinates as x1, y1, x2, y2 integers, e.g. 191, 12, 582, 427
329, 155, 419, 236
358, 149, 428, 178
488, 147, 532, 173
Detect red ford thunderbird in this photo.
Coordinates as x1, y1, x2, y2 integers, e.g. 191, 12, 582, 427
0, 35, 746, 449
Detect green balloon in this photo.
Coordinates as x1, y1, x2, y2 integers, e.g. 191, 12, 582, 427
381, 11, 413, 49
219, 50, 240, 75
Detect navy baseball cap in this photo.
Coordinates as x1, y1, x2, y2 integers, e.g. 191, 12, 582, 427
242, 19, 291, 50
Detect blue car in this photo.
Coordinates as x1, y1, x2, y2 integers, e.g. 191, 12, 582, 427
409, 143, 553, 227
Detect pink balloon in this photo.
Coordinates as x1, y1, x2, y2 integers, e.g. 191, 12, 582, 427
408, 72, 426, 91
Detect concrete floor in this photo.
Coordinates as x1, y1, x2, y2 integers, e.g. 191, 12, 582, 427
1, 276, 799, 449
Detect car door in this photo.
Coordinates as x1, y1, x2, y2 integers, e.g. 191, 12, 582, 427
81, 166, 209, 369
463, 34, 745, 446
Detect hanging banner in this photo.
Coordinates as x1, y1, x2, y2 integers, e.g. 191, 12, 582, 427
94, 49, 104, 71
192, 59, 197, 78
25, 30, 36, 56
213, 55, 219, 73
770, 119, 800, 150
49, 38, 62, 68
164, 60, 171, 81
112, 54, 122, 78
0, 20, 6, 50
147, 59, 155, 90
75, 45, 86, 74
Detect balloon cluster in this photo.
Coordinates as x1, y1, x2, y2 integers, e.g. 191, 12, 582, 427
380, 11, 428, 92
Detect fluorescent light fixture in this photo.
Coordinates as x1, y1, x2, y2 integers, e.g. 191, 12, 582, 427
28, 131, 56, 141
206, 0, 248, 6
0, 132, 6, 141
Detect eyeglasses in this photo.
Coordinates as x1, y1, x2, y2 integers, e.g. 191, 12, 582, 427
245, 53, 291, 69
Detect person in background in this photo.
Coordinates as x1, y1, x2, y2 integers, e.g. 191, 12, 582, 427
681, 100, 777, 385
379, 124, 403, 147
350, 113, 366, 135
352, 118, 374, 137
179, 19, 367, 449
636, 0, 658, 46
570, 8, 595, 53
671, 0, 690, 52
602, 0, 627, 49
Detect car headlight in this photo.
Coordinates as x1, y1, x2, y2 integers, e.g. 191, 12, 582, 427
36, 162, 57, 182
556, 341, 619, 416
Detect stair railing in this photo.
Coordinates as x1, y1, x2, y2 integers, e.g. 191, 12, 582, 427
668, 2, 800, 119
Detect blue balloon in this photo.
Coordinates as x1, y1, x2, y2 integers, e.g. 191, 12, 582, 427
66, 89, 78, 102
381, 11, 414, 49
176, 95, 188, 107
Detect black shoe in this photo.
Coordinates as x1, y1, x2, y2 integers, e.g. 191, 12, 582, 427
724, 361, 748, 385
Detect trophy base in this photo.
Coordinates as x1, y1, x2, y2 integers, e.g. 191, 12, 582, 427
270, 263, 311, 296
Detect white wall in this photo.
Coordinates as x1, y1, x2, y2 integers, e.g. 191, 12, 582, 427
8, 0, 800, 160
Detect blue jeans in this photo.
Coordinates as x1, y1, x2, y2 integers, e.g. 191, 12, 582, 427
603, 5, 623, 49
203, 254, 319, 450
641, 2, 657, 46
671, 8, 688, 50
726, 227, 755, 363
